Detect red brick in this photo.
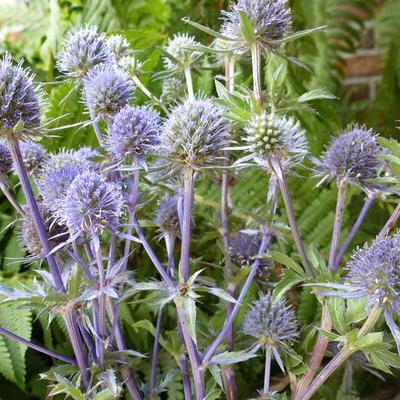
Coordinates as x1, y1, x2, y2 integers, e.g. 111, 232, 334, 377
343, 54, 382, 77
343, 83, 370, 101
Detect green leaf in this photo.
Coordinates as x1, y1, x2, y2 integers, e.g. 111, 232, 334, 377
68, 264, 82, 299
179, 297, 197, 343
94, 389, 114, 400
273, 269, 304, 302
297, 88, 336, 103
367, 348, 400, 373
274, 26, 327, 44
210, 349, 257, 365
327, 297, 347, 335
346, 298, 367, 324
266, 251, 305, 277
354, 332, 384, 352
238, 11, 256, 44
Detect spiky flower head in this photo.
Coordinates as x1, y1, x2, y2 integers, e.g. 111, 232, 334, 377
161, 78, 186, 104
161, 98, 231, 171
20, 140, 47, 174
37, 163, 88, 214
244, 112, 308, 170
106, 34, 131, 61
155, 196, 180, 236
346, 234, 400, 314
56, 25, 111, 80
107, 105, 160, 162
242, 293, 298, 349
0, 139, 12, 177
318, 125, 382, 186
163, 34, 201, 70
62, 171, 123, 236
229, 230, 270, 270
44, 147, 99, 171
242, 293, 299, 347
221, 0, 291, 53
0, 54, 41, 136
83, 63, 133, 120
20, 204, 69, 260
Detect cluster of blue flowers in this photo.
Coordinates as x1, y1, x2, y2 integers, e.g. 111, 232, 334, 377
0, 0, 398, 399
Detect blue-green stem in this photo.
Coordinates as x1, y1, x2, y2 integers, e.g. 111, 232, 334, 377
184, 66, 195, 101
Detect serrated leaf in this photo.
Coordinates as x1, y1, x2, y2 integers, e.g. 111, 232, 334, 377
354, 332, 383, 352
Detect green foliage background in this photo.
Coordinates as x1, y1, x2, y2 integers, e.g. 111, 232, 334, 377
0, 0, 399, 398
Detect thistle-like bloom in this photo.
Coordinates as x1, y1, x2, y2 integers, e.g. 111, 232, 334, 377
62, 171, 123, 236
37, 163, 87, 214
319, 234, 400, 353
163, 34, 201, 70
221, 0, 291, 53
161, 99, 231, 171
20, 205, 69, 260
106, 34, 131, 61
0, 139, 12, 177
107, 105, 160, 162
242, 293, 298, 366
83, 63, 133, 120
161, 78, 186, 104
317, 126, 382, 187
229, 230, 270, 270
243, 112, 308, 171
56, 25, 111, 80
0, 54, 41, 135
45, 147, 99, 171
20, 140, 47, 174
155, 196, 180, 237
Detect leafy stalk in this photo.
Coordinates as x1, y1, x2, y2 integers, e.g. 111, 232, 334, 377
301, 305, 383, 400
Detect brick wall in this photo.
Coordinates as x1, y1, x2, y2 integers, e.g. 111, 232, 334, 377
341, 3, 384, 101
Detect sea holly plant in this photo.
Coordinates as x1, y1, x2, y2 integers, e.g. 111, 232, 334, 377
0, 1, 400, 400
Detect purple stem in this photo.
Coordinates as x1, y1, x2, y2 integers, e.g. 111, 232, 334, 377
64, 307, 90, 388
202, 231, 272, 365
329, 181, 347, 270
0, 326, 76, 365
8, 139, 64, 291
272, 159, 314, 278
175, 306, 205, 400
92, 232, 106, 368
334, 195, 375, 269
132, 216, 174, 288
378, 202, 400, 239
180, 169, 194, 281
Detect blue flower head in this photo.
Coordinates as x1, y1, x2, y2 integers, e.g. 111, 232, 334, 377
155, 196, 180, 237
163, 34, 201, 70
242, 293, 298, 349
221, 0, 291, 53
56, 25, 111, 81
0, 139, 12, 177
0, 54, 41, 137
161, 98, 231, 171
318, 125, 382, 187
62, 171, 123, 236
83, 63, 133, 120
106, 34, 131, 62
20, 140, 47, 174
107, 105, 160, 162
